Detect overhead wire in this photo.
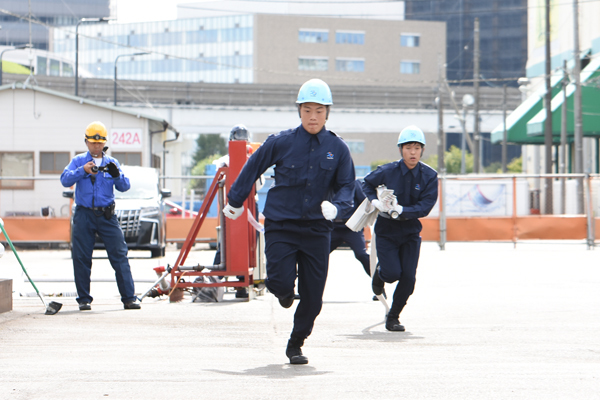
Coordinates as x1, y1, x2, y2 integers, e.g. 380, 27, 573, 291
2, 0, 598, 86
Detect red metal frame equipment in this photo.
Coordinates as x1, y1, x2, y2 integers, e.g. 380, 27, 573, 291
167, 140, 259, 299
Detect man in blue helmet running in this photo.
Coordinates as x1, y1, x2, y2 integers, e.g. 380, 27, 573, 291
362, 125, 438, 332
223, 79, 356, 364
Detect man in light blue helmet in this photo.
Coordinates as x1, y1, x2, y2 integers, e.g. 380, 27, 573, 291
223, 79, 356, 364
362, 125, 438, 332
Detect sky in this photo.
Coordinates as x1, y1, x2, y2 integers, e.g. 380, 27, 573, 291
114, 0, 196, 23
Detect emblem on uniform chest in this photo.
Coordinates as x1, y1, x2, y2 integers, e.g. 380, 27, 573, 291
326, 152, 334, 159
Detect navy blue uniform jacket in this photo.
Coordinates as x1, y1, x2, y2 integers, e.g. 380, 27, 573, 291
227, 125, 356, 221
362, 160, 438, 234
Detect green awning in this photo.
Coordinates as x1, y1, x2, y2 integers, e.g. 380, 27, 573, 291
490, 74, 564, 145
526, 56, 600, 140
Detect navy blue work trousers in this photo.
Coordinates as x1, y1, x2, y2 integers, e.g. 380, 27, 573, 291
330, 225, 370, 276
71, 206, 136, 304
264, 219, 331, 339
374, 218, 422, 318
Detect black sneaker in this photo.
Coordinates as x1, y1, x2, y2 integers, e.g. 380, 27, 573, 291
372, 268, 384, 296
286, 339, 309, 364
235, 288, 249, 299
278, 294, 295, 309
385, 317, 405, 332
79, 302, 91, 311
124, 301, 141, 310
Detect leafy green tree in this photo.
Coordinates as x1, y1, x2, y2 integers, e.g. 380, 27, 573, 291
423, 145, 473, 174
188, 153, 224, 192
484, 162, 502, 174
507, 156, 522, 173
192, 134, 226, 165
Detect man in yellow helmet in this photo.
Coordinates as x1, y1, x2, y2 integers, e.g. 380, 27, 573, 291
60, 121, 141, 311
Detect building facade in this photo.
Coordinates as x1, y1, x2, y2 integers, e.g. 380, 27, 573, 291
0, 0, 109, 50
50, 14, 445, 86
405, 0, 528, 87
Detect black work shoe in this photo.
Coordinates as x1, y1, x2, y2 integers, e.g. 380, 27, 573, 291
286, 339, 309, 365
235, 288, 249, 299
278, 294, 295, 309
372, 268, 384, 296
372, 288, 387, 301
124, 301, 141, 310
79, 302, 91, 311
385, 317, 405, 332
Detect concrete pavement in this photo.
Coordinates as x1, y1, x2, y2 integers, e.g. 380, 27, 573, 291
1, 242, 599, 399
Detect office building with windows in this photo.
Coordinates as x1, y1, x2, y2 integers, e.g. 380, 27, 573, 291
51, 14, 445, 86
405, 0, 527, 87
0, 0, 109, 50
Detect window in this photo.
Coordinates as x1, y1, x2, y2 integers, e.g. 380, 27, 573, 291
62, 63, 73, 77
298, 57, 328, 71
40, 152, 69, 174
345, 140, 365, 154
400, 61, 420, 74
49, 59, 60, 76
0, 152, 34, 189
112, 152, 142, 167
336, 58, 365, 72
401, 34, 420, 47
37, 57, 47, 75
336, 31, 365, 45
299, 29, 329, 43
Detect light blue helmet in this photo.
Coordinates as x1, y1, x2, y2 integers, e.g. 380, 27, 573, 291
397, 125, 426, 147
296, 79, 333, 105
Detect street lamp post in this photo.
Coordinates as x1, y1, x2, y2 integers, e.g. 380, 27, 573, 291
75, 17, 112, 97
0, 44, 31, 85
114, 52, 149, 106
461, 94, 474, 174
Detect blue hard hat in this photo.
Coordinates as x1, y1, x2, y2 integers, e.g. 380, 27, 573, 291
296, 79, 333, 105
397, 125, 426, 146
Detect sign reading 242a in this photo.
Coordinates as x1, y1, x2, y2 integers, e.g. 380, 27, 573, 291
109, 128, 143, 150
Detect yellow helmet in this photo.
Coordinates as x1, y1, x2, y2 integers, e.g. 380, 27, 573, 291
85, 121, 108, 142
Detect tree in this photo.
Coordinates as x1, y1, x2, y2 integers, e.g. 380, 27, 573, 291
192, 134, 226, 165
188, 153, 224, 192
423, 145, 473, 174
507, 156, 522, 173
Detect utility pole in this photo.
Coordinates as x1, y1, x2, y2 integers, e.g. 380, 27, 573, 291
473, 18, 481, 173
543, 0, 553, 214
437, 54, 445, 174
502, 84, 507, 173
561, 60, 568, 214
572, 0, 584, 213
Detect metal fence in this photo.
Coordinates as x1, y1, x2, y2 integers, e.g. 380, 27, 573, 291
1, 173, 599, 248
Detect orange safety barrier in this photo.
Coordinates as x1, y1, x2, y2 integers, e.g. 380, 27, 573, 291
166, 217, 219, 244
420, 215, 589, 242
0, 217, 71, 242
0, 215, 594, 244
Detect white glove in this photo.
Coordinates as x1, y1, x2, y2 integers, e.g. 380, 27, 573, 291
321, 201, 338, 220
390, 198, 403, 215
223, 203, 244, 220
371, 199, 388, 212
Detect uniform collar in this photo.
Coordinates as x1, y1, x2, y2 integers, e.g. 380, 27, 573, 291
86, 152, 104, 162
399, 159, 419, 177
298, 124, 326, 144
